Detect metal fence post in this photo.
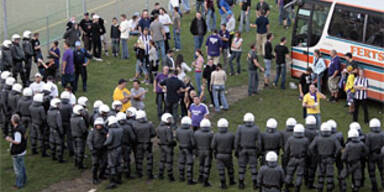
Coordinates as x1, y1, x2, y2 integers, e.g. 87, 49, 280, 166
46, 16, 50, 50
2, 0, 8, 40
66, 0, 70, 18
82, 0, 86, 13
146, 0, 149, 10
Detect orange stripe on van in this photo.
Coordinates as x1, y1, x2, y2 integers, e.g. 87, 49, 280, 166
367, 90, 384, 101
292, 52, 313, 63
320, 49, 384, 68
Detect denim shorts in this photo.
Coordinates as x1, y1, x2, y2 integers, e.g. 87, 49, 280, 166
136, 60, 148, 74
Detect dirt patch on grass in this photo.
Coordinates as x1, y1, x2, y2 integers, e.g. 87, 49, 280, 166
41, 171, 94, 192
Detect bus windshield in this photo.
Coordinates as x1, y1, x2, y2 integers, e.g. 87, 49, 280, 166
292, 1, 330, 47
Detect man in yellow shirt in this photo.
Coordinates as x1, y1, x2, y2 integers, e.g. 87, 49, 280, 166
303, 84, 326, 129
113, 79, 131, 112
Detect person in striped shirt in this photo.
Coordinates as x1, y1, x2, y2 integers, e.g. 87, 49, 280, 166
353, 69, 369, 124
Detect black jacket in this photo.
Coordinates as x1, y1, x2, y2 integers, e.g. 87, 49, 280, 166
190, 18, 207, 36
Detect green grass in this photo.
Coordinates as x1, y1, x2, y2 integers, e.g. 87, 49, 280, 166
1, 0, 383, 191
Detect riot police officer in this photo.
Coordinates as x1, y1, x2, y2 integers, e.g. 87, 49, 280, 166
77, 96, 90, 128
116, 112, 136, 179
194, 118, 213, 187
304, 115, 318, 189
71, 104, 88, 169
60, 91, 74, 156
47, 98, 65, 162
90, 100, 104, 126
282, 117, 296, 172
16, 87, 33, 133
211, 118, 236, 189
29, 93, 47, 156
257, 151, 285, 192
10, 34, 25, 85
1, 77, 15, 137
260, 118, 283, 165
87, 117, 107, 184
22, 31, 33, 85
0, 41, 13, 71
157, 113, 176, 181
235, 112, 261, 189
8, 83, 22, 116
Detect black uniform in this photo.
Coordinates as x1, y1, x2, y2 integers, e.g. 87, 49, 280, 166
73, 48, 92, 92
257, 161, 285, 192
91, 21, 105, 58
47, 106, 64, 161
7, 90, 21, 117
235, 122, 261, 188
0, 46, 12, 71
176, 123, 196, 183
260, 128, 283, 165
194, 125, 213, 186
157, 122, 176, 180
118, 118, 136, 178
104, 122, 124, 188
340, 137, 368, 192
70, 113, 88, 168
1, 84, 12, 136
10, 42, 25, 84
60, 99, 74, 155
87, 125, 107, 184
132, 118, 155, 178
309, 130, 341, 192
284, 133, 309, 192
282, 125, 294, 171
29, 100, 47, 155
22, 38, 33, 84
332, 128, 345, 189
211, 125, 236, 188
365, 127, 384, 191
79, 18, 93, 51
16, 95, 32, 133
304, 123, 318, 188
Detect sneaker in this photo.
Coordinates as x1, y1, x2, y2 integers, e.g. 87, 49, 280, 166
209, 104, 214, 108
94, 57, 103, 62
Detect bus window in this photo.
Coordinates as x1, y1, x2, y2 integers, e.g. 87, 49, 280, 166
310, 3, 329, 46
292, 18, 309, 47
365, 14, 384, 48
329, 5, 365, 42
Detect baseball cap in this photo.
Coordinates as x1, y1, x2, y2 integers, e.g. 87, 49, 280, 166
35, 73, 42, 78
75, 41, 81, 47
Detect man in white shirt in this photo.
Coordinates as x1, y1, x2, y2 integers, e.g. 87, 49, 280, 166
29, 73, 45, 94
46, 76, 59, 98
119, 14, 131, 59
159, 8, 173, 53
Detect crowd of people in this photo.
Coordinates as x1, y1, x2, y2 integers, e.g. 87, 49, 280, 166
0, 0, 382, 191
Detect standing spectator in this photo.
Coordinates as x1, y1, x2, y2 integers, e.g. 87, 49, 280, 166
119, 14, 130, 59
169, 0, 180, 15
218, 25, 230, 71
205, 29, 222, 65
303, 84, 326, 129
138, 10, 151, 34
273, 37, 289, 89
192, 49, 204, 96
188, 96, 209, 131
159, 71, 186, 122
48, 41, 60, 78
163, 50, 175, 72
43, 56, 57, 81
256, 0, 270, 17
196, 0, 205, 16
175, 54, 192, 81
148, 40, 159, 82
133, 39, 148, 83
91, 15, 104, 61
136, 28, 152, 83
299, 68, 312, 118
79, 13, 93, 51
247, 44, 264, 96
130, 80, 147, 110
345, 52, 358, 74
311, 49, 326, 92
63, 23, 81, 47
151, 3, 161, 19
205, 0, 216, 32
46, 76, 58, 98
229, 32, 243, 75
61, 41, 75, 89
190, 12, 207, 55
239, 0, 251, 33
182, 0, 191, 14
202, 59, 216, 107
73, 41, 92, 92
251, 10, 269, 56
150, 14, 166, 60
344, 66, 355, 113
172, 7, 182, 51
353, 69, 369, 123
128, 13, 141, 36
327, 50, 341, 102
211, 64, 229, 112
278, 0, 290, 28
31, 33, 43, 64
29, 73, 45, 94
5, 114, 27, 189
159, 8, 172, 53
226, 13, 236, 53
110, 17, 121, 57
218, 0, 232, 25
154, 66, 169, 119
263, 33, 273, 87
113, 79, 131, 112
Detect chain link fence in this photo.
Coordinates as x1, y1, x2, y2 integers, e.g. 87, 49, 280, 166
1, 0, 170, 48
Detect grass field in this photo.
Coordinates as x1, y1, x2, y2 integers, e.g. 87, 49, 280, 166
1, 0, 383, 191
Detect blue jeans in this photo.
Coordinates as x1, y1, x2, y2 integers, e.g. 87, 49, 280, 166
264, 59, 272, 78
274, 63, 286, 89
13, 155, 27, 188
279, 5, 291, 25
213, 85, 229, 111
309, 113, 321, 130
239, 10, 250, 32
229, 51, 242, 74
248, 70, 259, 95
314, 73, 323, 92
182, 0, 190, 11
220, 13, 228, 25
196, 1, 205, 15
206, 9, 216, 32
121, 38, 129, 59
195, 72, 202, 96
173, 29, 181, 49
155, 40, 166, 60
193, 35, 204, 55
111, 38, 120, 55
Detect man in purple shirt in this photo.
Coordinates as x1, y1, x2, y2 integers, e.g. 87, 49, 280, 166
153, 66, 169, 120
188, 96, 209, 131
205, 29, 222, 65
61, 41, 75, 89
327, 50, 341, 102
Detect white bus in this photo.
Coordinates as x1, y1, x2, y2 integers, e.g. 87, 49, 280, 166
290, 0, 384, 102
